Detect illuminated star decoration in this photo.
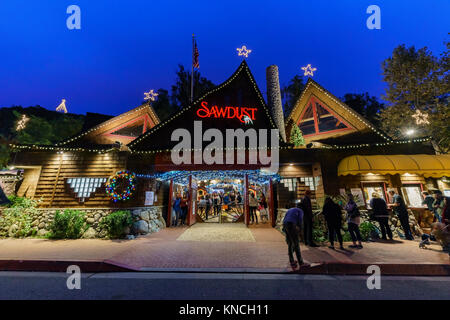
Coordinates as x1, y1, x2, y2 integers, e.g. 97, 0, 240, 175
301, 64, 317, 77
237, 46, 252, 58
412, 109, 430, 125
16, 114, 30, 131
56, 99, 68, 113
144, 90, 158, 102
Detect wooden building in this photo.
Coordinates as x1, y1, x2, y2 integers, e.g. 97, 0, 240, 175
10, 61, 450, 227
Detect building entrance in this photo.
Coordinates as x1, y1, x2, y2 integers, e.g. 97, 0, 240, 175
160, 170, 278, 228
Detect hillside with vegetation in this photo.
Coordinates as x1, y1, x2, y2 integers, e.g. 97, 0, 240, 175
0, 106, 86, 168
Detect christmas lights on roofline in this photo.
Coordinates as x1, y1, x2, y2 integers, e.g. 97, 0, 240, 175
128, 62, 280, 150
288, 80, 392, 142
55, 104, 159, 147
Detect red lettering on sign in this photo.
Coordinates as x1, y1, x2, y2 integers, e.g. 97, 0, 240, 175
197, 101, 257, 123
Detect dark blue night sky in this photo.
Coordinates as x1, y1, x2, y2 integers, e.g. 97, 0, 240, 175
0, 1, 448, 116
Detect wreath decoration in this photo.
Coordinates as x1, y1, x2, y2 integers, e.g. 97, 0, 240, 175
105, 170, 136, 202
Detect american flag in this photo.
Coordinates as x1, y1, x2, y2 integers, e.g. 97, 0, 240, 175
193, 40, 199, 69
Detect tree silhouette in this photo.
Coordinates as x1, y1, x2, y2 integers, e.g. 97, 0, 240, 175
170, 64, 215, 108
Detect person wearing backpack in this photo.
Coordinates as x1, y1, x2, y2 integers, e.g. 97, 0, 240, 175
345, 193, 363, 248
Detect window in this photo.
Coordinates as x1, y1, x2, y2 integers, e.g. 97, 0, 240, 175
401, 185, 423, 207
110, 117, 146, 137
67, 177, 107, 202
362, 183, 386, 208
297, 97, 351, 136
280, 177, 316, 192
298, 104, 316, 135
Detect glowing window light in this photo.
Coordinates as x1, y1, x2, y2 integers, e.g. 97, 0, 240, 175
67, 177, 107, 202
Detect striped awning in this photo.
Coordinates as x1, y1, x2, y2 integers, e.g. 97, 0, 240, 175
338, 154, 450, 178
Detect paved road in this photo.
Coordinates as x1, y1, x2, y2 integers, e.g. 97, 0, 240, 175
0, 272, 449, 300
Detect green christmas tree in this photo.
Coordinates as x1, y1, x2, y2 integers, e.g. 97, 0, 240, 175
290, 125, 305, 147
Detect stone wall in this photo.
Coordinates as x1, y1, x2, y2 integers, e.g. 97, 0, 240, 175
0, 206, 165, 239
130, 207, 167, 237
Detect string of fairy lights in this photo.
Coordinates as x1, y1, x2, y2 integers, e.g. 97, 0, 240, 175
55, 104, 160, 147
9, 136, 432, 155
127, 61, 282, 153
287, 79, 393, 143
136, 170, 280, 185
9, 44, 432, 156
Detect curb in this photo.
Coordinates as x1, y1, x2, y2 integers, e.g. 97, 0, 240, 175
0, 259, 448, 276
0, 260, 134, 273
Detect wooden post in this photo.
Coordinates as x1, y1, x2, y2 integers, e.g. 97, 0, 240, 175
244, 174, 249, 226
187, 175, 193, 226
49, 153, 63, 207
269, 178, 275, 228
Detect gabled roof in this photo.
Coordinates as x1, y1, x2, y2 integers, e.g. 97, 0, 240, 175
56, 103, 160, 147
128, 60, 283, 153
286, 78, 392, 144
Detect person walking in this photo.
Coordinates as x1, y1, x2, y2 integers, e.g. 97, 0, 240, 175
198, 196, 206, 218
205, 194, 212, 220
259, 193, 269, 223
345, 194, 363, 248
180, 194, 188, 225
433, 190, 445, 223
283, 202, 305, 269
422, 191, 435, 212
249, 192, 258, 224
442, 196, 450, 226
213, 193, 221, 217
370, 193, 393, 240
301, 190, 318, 247
172, 194, 182, 227
322, 197, 344, 250
388, 190, 414, 240
223, 193, 230, 212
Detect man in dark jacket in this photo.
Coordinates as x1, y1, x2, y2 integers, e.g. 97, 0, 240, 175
301, 190, 318, 247
322, 197, 344, 250
283, 202, 304, 268
388, 190, 414, 240
369, 193, 393, 240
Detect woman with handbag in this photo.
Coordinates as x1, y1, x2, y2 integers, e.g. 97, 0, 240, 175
345, 194, 363, 248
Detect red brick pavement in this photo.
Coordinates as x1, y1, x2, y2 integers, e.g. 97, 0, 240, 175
0, 224, 448, 274
107, 224, 449, 273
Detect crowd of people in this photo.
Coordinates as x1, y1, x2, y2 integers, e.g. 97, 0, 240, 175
282, 189, 450, 269
171, 189, 270, 225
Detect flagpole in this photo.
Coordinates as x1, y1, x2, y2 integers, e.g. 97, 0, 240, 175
190, 34, 194, 103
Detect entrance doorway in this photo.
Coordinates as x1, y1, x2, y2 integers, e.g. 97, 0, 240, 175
197, 178, 245, 223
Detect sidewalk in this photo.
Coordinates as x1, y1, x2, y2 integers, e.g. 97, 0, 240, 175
0, 224, 448, 275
